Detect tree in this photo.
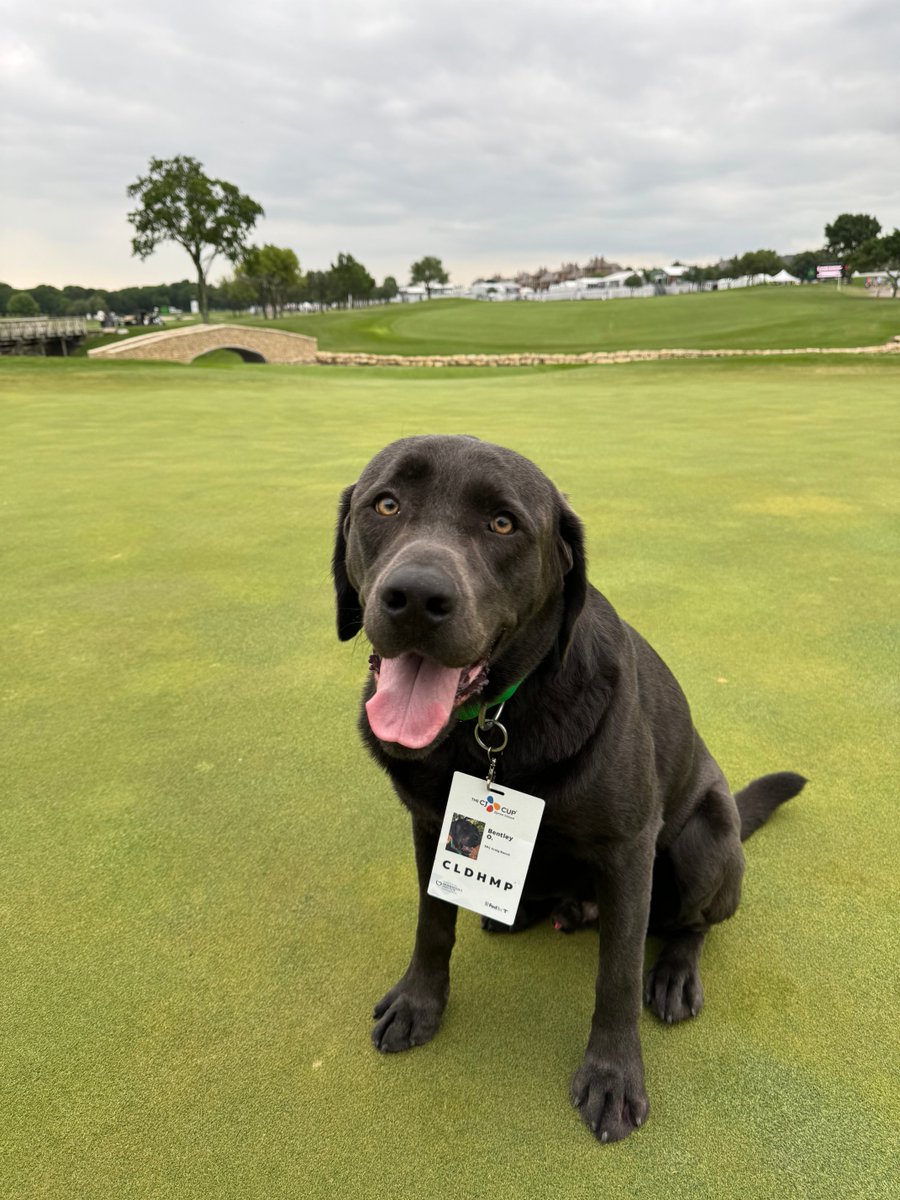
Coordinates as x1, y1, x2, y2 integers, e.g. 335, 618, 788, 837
377, 275, 399, 301
30, 284, 67, 315
238, 244, 302, 318
164, 280, 196, 313
738, 249, 783, 282
786, 249, 827, 283
850, 229, 900, 298
824, 213, 881, 260
624, 273, 643, 290
7, 291, 39, 316
326, 253, 375, 305
127, 155, 263, 323
410, 255, 449, 298
304, 270, 330, 306
0, 283, 13, 314
217, 273, 257, 316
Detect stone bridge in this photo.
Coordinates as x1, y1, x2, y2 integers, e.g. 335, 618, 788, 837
87, 323, 317, 365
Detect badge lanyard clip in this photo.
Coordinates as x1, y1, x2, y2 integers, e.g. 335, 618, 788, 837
474, 700, 508, 790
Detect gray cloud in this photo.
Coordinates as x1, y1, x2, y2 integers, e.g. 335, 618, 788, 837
1, 0, 897, 287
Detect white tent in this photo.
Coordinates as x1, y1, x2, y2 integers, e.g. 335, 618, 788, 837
770, 269, 800, 284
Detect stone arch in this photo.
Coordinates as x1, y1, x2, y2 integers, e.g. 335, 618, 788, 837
190, 345, 267, 364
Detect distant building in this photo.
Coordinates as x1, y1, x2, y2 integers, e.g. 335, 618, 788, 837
545, 270, 640, 299
470, 278, 521, 300
395, 281, 457, 303
582, 256, 624, 277
646, 265, 688, 286
579, 270, 639, 291
514, 256, 624, 291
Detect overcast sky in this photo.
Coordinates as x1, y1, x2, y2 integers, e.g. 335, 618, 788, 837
1, 0, 898, 289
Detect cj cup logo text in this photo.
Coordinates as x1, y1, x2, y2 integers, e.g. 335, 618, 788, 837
474, 793, 517, 817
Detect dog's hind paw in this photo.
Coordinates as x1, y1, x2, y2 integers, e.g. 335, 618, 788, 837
480, 898, 553, 933
645, 958, 705, 1024
551, 898, 599, 932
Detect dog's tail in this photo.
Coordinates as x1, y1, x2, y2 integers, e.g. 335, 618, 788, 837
734, 772, 807, 841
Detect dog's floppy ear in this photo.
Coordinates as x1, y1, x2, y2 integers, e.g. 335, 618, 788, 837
557, 498, 587, 659
333, 484, 363, 641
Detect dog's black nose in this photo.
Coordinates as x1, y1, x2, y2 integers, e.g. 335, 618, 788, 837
378, 565, 457, 626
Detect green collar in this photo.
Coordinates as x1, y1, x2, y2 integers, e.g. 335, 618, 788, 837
456, 678, 524, 722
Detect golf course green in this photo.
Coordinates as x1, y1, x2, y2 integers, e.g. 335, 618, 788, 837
212, 286, 900, 354
2, 353, 897, 1198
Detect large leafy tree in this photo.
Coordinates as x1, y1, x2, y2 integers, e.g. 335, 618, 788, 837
238, 244, 302, 318
326, 253, 375, 305
410, 255, 449, 298
824, 213, 881, 260
737, 249, 784, 281
851, 229, 900, 298
127, 156, 263, 323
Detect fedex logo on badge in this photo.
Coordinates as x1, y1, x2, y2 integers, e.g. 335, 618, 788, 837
474, 793, 517, 816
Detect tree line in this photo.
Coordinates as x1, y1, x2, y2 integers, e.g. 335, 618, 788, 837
675, 213, 899, 294
0, 257, 401, 320
3, 155, 896, 320
2, 155, 450, 319
0, 279, 198, 319
0, 252, 444, 320
219, 248, 401, 318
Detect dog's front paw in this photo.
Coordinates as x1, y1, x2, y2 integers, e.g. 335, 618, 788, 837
571, 1052, 649, 1143
371, 981, 447, 1053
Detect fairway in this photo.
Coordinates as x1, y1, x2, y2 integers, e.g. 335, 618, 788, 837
210, 286, 900, 355
2, 357, 897, 1199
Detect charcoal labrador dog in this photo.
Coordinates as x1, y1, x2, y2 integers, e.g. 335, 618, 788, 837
332, 434, 805, 1143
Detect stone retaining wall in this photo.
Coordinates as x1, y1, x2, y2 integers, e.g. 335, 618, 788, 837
315, 338, 900, 368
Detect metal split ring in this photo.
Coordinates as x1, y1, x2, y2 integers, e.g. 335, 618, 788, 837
474, 700, 509, 754
474, 719, 508, 755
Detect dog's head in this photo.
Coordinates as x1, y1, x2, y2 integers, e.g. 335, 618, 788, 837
333, 435, 586, 757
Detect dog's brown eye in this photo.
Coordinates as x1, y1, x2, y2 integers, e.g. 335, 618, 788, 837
490, 513, 515, 535
374, 495, 400, 516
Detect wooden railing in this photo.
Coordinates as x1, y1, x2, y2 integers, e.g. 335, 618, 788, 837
0, 317, 89, 341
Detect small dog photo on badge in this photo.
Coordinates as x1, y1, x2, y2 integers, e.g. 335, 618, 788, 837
446, 814, 485, 860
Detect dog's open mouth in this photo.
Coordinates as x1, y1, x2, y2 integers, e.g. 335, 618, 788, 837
366, 653, 489, 749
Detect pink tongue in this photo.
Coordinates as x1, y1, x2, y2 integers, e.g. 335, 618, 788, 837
366, 653, 464, 749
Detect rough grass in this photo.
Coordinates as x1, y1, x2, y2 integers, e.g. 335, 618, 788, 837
1, 356, 897, 1199
207, 286, 900, 354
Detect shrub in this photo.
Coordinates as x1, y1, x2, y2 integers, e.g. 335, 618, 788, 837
7, 292, 40, 317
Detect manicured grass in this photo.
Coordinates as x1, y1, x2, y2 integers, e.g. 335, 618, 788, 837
209, 286, 900, 354
2, 357, 897, 1199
